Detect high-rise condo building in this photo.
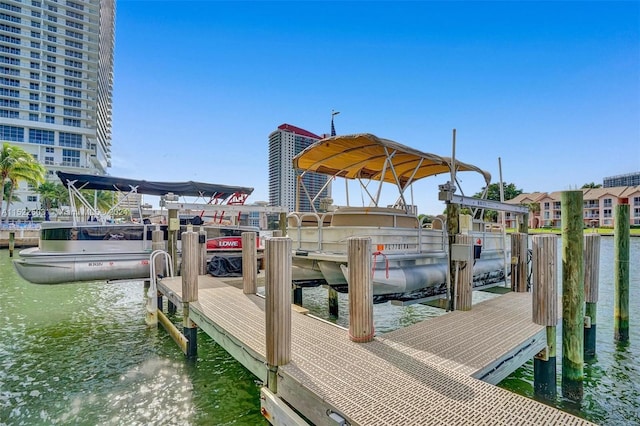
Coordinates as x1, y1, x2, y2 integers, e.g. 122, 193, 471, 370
603, 172, 640, 188
0, 0, 115, 217
268, 123, 330, 213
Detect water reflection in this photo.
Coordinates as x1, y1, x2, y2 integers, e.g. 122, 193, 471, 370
1, 236, 638, 425
0, 254, 265, 425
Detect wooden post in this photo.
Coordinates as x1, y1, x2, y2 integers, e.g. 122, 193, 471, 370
151, 226, 165, 278
454, 234, 473, 311
199, 227, 207, 275
518, 212, 529, 234
510, 232, 528, 292
614, 204, 630, 342
181, 229, 199, 358
532, 234, 558, 400
8, 231, 14, 257
145, 230, 160, 325
242, 232, 257, 294
328, 287, 339, 318
561, 190, 584, 401
265, 237, 292, 393
167, 207, 179, 273
182, 230, 199, 303
446, 202, 460, 311
272, 230, 282, 238
584, 234, 600, 359
278, 212, 287, 237
292, 285, 303, 306
348, 237, 374, 343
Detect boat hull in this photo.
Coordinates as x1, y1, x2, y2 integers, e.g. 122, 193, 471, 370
292, 252, 506, 296
14, 248, 152, 284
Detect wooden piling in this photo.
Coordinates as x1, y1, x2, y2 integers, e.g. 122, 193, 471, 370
584, 234, 600, 359
510, 232, 528, 292
348, 237, 374, 343
181, 229, 199, 358
614, 204, 630, 342
8, 231, 15, 257
242, 232, 257, 294
293, 285, 303, 306
182, 230, 199, 303
199, 228, 207, 275
446, 202, 460, 311
561, 190, 584, 401
151, 226, 165, 278
167, 207, 179, 273
265, 237, 292, 392
328, 287, 339, 318
278, 212, 287, 237
455, 234, 473, 311
518, 213, 529, 234
532, 234, 558, 400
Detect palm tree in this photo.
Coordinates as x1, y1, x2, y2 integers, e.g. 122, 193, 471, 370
75, 189, 115, 220
582, 182, 602, 189
37, 181, 67, 211
3, 181, 20, 204
0, 143, 46, 223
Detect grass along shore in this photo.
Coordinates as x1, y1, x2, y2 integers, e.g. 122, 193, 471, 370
508, 227, 640, 236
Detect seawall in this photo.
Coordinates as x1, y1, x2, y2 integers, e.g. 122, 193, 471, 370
0, 230, 39, 248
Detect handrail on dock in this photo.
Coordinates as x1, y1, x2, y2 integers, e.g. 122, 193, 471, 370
146, 249, 173, 326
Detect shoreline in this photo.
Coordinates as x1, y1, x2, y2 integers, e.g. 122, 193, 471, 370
0, 230, 39, 249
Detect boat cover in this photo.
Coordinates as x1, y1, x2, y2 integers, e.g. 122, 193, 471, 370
57, 171, 254, 198
293, 133, 491, 187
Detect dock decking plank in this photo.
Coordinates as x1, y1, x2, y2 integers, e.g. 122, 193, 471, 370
157, 275, 591, 425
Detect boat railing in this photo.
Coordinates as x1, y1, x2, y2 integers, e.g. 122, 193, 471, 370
0, 221, 41, 230
420, 216, 447, 252
469, 228, 506, 255
287, 210, 447, 254
287, 212, 332, 251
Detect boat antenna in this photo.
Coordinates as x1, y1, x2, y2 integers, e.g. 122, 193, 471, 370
451, 128, 457, 184
331, 110, 340, 136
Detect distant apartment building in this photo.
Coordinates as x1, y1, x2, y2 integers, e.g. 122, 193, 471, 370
268, 123, 330, 212
239, 201, 269, 229
603, 172, 640, 188
0, 0, 115, 218
505, 186, 640, 228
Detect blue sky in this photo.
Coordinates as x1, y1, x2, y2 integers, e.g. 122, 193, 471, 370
110, 1, 640, 214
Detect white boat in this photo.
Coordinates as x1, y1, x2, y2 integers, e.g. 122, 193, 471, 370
14, 221, 160, 284
288, 133, 527, 303
13, 172, 258, 284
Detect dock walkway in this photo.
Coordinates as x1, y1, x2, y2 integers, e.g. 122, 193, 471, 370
158, 275, 591, 425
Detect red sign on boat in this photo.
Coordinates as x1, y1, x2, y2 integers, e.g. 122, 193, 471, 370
206, 237, 242, 251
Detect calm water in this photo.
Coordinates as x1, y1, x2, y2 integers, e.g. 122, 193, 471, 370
1, 237, 638, 425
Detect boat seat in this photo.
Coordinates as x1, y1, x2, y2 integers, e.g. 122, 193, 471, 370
431, 215, 446, 230
330, 207, 418, 228
287, 212, 333, 228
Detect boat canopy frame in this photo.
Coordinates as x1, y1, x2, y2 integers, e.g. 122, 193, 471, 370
293, 133, 492, 214
56, 172, 255, 226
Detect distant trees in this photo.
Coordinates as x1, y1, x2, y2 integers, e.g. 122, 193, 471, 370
0, 143, 46, 223
479, 182, 523, 201
473, 182, 523, 222
582, 182, 602, 188
37, 182, 117, 219
418, 213, 437, 226
36, 181, 68, 211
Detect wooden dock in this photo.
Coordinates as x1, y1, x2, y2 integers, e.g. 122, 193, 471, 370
158, 275, 592, 425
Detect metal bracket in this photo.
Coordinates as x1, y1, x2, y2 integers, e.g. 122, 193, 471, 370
534, 346, 549, 361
